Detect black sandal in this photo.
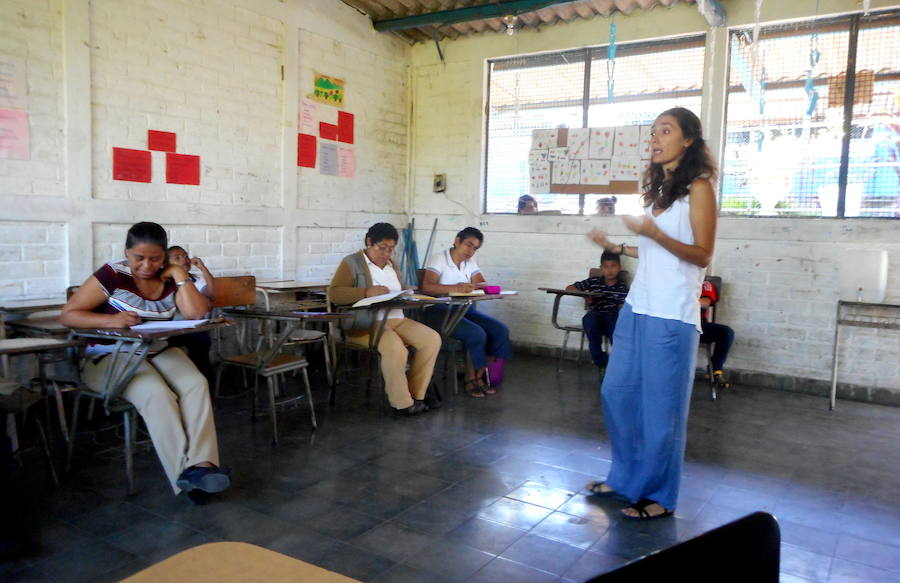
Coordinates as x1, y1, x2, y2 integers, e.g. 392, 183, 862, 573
586, 481, 617, 497
621, 498, 673, 520
463, 379, 486, 398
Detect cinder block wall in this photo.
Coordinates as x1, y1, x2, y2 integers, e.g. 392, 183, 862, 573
408, 0, 900, 399
0, 0, 410, 294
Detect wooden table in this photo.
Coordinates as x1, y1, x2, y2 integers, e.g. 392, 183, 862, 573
119, 541, 362, 582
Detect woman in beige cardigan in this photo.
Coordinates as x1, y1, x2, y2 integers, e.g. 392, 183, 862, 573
329, 223, 441, 416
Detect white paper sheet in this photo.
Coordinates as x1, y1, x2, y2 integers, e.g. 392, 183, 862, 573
580, 159, 611, 185
130, 319, 208, 331
531, 129, 558, 150
547, 147, 569, 162
610, 156, 641, 181
639, 125, 653, 159
567, 128, 590, 159
552, 159, 580, 184
351, 289, 412, 308
528, 149, 548, 163
589, 127, 615, 159
529, 161, 550, 193
614, 126, 640, 158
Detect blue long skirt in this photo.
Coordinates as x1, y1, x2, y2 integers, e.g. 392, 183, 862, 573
600, 303, 699, 510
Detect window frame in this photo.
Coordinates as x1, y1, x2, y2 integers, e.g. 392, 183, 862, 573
721, 9, 900, 219
482, 34, 707, 216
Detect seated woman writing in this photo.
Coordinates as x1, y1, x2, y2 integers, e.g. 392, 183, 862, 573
61, 222, 229, 502
328, 222, 441, 416
420, 227, 512, 398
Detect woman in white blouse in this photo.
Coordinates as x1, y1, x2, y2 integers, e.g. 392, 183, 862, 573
421, 227, 512, 397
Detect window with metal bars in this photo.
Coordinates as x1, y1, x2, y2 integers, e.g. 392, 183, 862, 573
722, 9, 900, 218
484, 35, 706, 215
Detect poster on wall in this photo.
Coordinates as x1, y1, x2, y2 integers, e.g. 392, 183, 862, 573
299, 98, 318, 134
0, 56, 27, 110
312, 72, 345, 108
529, 125, 652, 194
319, 142, 338, 175
0, 109, 30, 160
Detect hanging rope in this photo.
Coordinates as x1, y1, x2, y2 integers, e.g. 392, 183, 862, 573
607, 16, 617, 104
805, 0, 821, 117
751, 0, 766, 117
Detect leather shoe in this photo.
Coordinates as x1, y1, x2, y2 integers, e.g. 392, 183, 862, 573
393, 401, 426, 416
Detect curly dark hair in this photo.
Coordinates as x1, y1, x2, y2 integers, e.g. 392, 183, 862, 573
641, 107, 717, 210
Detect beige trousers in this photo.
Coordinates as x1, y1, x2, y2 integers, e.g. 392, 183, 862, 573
83, 347, 219, 494
349, 318, 441, 409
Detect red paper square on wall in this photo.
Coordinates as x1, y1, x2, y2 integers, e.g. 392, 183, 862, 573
298, 133, 316, 168
148, 130, 177, 152
166, 153, 200, 185
112, 148, 152, 183
319, 122, 338, 141
337, 111, 354, 144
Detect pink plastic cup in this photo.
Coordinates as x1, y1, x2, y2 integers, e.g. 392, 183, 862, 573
483, 285, 502, 294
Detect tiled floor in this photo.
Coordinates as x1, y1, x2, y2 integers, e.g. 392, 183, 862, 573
3, 354, 900, 583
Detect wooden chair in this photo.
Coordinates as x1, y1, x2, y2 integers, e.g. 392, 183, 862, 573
209, 275, 256, 365
211, 276, 256, 310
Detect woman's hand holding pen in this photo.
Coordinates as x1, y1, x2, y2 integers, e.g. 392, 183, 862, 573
109, 311, 141, 328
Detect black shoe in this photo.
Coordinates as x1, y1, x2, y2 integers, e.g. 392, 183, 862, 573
393, 401, 426, 416
176, 465, 230, 493
421, 393, 442, 411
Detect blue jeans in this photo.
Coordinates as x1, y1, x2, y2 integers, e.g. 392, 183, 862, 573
700, 321, 735, 371
582, 310, 619, 367
601, 303, 699, 510
422, 304, 512, 370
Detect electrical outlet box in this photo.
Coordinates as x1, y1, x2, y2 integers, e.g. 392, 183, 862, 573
433, 174, 446, 192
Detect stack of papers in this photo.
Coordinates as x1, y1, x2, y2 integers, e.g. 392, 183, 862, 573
130, 319, 208, 331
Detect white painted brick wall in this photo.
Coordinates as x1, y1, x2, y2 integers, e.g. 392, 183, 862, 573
296, 30, 409, 214
0, 0, 64, 198
0, 221, 67, 298
92, 223, 282, 281
90, 0, 283, 207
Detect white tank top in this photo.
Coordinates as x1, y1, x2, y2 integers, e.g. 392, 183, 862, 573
626, 193, 705, 331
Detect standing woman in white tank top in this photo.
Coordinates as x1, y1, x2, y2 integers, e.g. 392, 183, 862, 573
583, 108, 718, 520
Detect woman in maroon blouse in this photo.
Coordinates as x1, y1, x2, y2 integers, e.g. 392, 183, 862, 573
62, 222, 229, 502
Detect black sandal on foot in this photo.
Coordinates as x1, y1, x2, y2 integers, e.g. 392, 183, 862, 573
586, 481, 617, 497
621, 498, 673, 520
463, 379, 486, 398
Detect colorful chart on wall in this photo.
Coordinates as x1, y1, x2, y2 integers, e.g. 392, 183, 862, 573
528, 125, 652, 194
297, 85, 356, 176
312, 72, 345, 108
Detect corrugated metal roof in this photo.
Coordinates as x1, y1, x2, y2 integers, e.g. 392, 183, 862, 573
340, 0, 698, 45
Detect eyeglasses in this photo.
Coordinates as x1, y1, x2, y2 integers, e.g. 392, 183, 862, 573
374, 243, 395, 254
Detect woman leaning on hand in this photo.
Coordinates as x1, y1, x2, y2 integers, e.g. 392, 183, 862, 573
61, 222, 229, 502
584, 107, 717, 521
